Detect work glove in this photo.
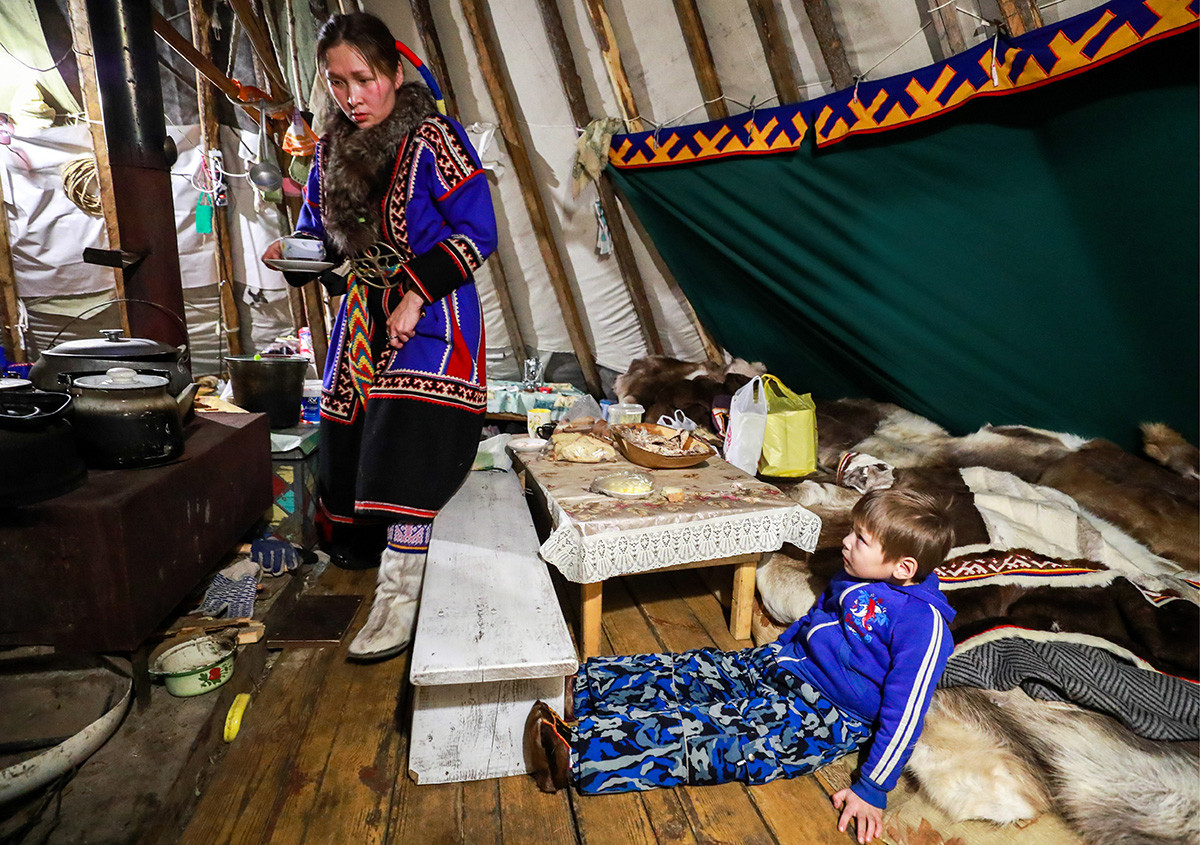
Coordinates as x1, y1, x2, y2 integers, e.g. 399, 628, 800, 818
197, 558, 259, 619
249, 537, 301, 576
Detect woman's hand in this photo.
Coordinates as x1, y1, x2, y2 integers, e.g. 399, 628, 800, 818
261, 240, 283, 263
386, 290, 426, 348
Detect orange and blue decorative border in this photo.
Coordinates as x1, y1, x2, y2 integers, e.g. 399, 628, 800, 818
608, 0, 1197, 169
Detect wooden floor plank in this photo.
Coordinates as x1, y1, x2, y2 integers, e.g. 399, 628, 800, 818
177, 646, 334, 845
461, 779, 504, 844
266, 569, 407, 845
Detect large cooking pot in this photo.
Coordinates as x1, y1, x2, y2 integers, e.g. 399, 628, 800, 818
30, 328, 192, 397
71, 367, 188, 469
29, 299, 192, 397
0, 391, 87, 507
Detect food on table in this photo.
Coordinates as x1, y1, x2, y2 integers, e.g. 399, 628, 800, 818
590, 471, 655, 498
615, 424, 710, 456
551, 432, 618, 463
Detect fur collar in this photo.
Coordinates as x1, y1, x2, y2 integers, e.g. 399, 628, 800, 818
320, 82, 436, 257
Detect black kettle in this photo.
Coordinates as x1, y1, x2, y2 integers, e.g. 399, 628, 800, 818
0, 391, 87, 507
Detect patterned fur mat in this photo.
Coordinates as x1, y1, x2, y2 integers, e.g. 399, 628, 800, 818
754, 399, 1200, 845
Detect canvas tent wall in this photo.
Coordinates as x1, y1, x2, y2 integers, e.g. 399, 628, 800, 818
1, 0, 1190, 441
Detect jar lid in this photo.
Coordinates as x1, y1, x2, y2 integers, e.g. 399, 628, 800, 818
73, 366, 169, 390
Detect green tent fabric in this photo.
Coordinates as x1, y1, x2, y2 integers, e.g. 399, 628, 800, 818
611, 34, 1198, 451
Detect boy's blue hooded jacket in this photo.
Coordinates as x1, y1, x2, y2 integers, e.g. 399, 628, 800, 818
773, 571, 955, 808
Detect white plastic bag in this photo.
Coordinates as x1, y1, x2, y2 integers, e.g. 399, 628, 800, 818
723, 376, 767, 475
656, 409, 698, 431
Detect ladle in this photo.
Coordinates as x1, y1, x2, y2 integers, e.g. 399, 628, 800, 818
248, 105, 283, 191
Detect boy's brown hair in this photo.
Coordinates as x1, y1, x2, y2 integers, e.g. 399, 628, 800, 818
851, 488, 955, 580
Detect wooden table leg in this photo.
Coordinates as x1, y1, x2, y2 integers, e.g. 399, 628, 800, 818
729, 556, 760, 641
580, 581, 603, 659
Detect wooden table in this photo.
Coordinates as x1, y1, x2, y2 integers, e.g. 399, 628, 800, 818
512, 449, 820, 658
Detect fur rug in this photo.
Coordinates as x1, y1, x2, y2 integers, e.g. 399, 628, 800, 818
613, 355, 765, 430
755, 399, 1200, 844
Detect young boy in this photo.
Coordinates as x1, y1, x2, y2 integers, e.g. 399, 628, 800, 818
526, 488, 956, 845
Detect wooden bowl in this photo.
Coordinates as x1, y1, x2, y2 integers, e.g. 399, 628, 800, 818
611, 423, 716, 469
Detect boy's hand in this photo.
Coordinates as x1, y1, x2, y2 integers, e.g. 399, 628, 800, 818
832, 787, 882, 844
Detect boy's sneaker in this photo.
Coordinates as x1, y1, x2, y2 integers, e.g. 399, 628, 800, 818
523, 700, 571, 793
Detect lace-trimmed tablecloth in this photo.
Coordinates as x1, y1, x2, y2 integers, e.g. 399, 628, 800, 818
517, 450, 820, 583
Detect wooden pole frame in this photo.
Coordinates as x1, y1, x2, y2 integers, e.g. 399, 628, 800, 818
996, 0, 1044, 38
800, 0, 854, 92
580, 0, 724, 364
746, 0, 801, 104
671, 0, 727, 120
927, 0, 966, 59
66, 0, 128, 337
534, 0, 663, 356
188, 0, 243, 358
0, 177, 23, 364
459, 0, 602, 396
407, 0, 530, 362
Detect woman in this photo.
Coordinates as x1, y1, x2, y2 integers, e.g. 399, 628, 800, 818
263, 12, 497, 660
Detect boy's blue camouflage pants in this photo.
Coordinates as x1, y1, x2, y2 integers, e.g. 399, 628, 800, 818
571, 642, 869, 794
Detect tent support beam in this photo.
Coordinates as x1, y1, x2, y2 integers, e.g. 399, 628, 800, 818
407, 0, 458, 118
535, 0, 663, 356
746, 0, 802, 104
801, 0, 854, 91
997, 0, 1044, 37
188, 0, 243, 358
581, 0, 643, 133
671, 0, 728, 120
0, 178, 23, 364
459, 0, 602, 396
927, 0, 966, 58
581, 0, 725, 364
66, 0, 128, 337
226, 0, 292, 102
408, 0, 529, 362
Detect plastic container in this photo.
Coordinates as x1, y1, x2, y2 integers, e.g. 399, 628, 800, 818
301, 379, 322, 424
606, 403, 644, 425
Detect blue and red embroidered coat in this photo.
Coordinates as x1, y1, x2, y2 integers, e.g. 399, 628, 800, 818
293, 112, 497, 523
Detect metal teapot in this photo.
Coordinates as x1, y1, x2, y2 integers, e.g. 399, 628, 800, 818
70, 367, 195, 469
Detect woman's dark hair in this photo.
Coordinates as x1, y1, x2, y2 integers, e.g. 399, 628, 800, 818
316, 12, 399, 77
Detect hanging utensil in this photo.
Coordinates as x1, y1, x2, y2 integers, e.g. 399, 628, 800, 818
248, 105, 283, 191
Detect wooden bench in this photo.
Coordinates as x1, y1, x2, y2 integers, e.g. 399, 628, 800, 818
408, 470, 579, 784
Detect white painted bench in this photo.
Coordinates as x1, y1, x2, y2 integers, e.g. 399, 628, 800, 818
408, 470, 579, 784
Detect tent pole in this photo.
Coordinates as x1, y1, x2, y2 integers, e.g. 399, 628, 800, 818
187, 0, 243, 358
581, 0, 725, 364
226, 0, 292, 102
927, 0, 966, 58
408, 0, 529, 363
997, 0, 1043, 37
66, 0, 128, 338
746, 0, 802, 104
671, 0, 728, 119
800, 0, 854, 91
407, 0, 458, 118
534, 0, 663, 356
580, 0, 643, 133
459, 0, 602, 396
0, 178, 23, 364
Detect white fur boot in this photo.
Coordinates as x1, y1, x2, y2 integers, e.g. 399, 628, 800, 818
347, 549, 426, 661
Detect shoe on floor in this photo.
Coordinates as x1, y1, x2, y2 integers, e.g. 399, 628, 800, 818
524, 700, 571, 793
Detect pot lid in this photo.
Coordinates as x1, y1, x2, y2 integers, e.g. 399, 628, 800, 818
73, 367, 169, 390
0, 378, 32, 391
48, 329, 179, 360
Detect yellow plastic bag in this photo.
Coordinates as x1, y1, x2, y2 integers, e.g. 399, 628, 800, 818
758, 374, 817, 477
